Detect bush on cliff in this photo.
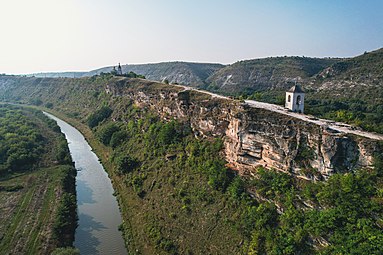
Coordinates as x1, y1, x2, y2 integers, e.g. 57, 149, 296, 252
87, 105, 112, 128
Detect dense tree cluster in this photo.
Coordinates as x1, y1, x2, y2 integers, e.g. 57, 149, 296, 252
243, 91, 383, 134
0, 105, 45, 174
305, 98, 383, 134
0, 105, 77, 253
235, 164, 383, 254
110, 68, 146, 79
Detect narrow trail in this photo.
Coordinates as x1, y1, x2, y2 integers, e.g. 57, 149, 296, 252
174, 85, 383, 141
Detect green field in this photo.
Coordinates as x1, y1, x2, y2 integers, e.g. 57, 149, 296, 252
0, 105, 77, 255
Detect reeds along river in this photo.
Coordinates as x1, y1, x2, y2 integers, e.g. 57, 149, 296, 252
44, 112, 127, 255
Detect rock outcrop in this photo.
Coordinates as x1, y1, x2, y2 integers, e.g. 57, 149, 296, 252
107, 79, 380, 180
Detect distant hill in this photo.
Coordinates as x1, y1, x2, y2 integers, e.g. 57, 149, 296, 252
310, 48, 383, 100
31, 62, 225, 87
205, 57, 339, 94
29, 58, 339, 91
27, 48, 383, 98
88, 62, 225, 86
29, 71, 87, 78
202, 48, 383, 103
315, 48, 383, 82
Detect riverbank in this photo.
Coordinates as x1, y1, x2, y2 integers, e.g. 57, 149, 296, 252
0, 105, 77, 254
42, 108, 136, 254
40, 104, 247, 254
0, 102, 135, 253
45, 112, 127, 254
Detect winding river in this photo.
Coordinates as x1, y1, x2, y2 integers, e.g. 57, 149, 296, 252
44, 112, 128, 255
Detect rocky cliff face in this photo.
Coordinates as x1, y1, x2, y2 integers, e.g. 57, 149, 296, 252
0, 75, 378, 179
107, 79, 379, 179
225, 106, 377, 179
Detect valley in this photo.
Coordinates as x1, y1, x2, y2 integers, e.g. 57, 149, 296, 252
0, 72, 382, 254
44, 112, 127, 255
2, 1, 382, 254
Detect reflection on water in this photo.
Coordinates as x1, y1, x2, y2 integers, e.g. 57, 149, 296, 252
75, 214, 103, 255
76, 179, 96, 205
44, 112, 127, 255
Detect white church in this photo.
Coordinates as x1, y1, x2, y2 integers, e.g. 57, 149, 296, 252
285, 85, 305, 113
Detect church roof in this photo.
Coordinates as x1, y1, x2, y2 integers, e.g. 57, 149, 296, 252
288, 85, 305, 93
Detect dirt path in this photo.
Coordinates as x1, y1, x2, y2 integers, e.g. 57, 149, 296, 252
174, 85, 383, 141
245, 99, 383, 141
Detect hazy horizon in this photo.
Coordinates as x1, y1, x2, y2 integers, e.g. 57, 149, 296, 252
1, 0, 382, 74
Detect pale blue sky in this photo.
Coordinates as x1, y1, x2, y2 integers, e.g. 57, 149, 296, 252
0, 0, 382, 74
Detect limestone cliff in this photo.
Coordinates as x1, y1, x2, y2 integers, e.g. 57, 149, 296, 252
106, 79, 380, 179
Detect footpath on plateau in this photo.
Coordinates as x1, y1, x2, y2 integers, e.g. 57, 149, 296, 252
177, 85, 383, 142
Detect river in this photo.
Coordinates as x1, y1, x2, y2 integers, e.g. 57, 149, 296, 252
44, 112, 128, 255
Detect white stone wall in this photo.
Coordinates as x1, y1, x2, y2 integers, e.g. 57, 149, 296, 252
285, 92, 293, 109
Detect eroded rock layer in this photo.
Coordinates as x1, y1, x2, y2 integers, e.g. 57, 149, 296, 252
107, 80, 379, 179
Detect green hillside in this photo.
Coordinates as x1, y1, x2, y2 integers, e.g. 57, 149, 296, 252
30, 62, 225, 87
220, 49, 383, 134
26, 48, 382, 98
0, 75, 383, 254
89, 62, 225, 86
315, 48, 383, 82
205, 56, 339, 94
303, 49, 383, 133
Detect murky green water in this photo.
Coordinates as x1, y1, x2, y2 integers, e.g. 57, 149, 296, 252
44, 112, 127, 255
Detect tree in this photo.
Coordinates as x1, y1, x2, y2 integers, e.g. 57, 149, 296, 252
87, 106, 112, 128
51, 247, 80, 255
96, 123, 120, 145
111, 67, 118, 76
115, 155, 138, 174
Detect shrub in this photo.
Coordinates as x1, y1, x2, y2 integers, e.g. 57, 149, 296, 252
45, 102, 54, 108
110, 130, 129, 148
115, 155, 138, 174
51, 247, 80, 255
53, 193, 77, 247
87, 106, 112, 128
96, 123, 120, 145
227, 176, 245, 199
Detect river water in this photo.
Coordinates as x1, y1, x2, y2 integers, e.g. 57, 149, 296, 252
44, 112, 128, 255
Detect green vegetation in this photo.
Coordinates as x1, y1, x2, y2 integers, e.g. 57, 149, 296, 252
87, 105, 112, 128
96, 122, 120, 145
51, 247, 80, 255
235, 89, 383, 134
0, 72, 382, 254
239, 165, 383, 254
91, 99, 383, 254
123, 71, 146, 79
94, 101, 244, 253
0, 105, 76, 254
305, 97, 383, 134
0, 107, 44, 173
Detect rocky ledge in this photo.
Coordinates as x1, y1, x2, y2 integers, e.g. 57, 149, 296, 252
107, 79, 381, 180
